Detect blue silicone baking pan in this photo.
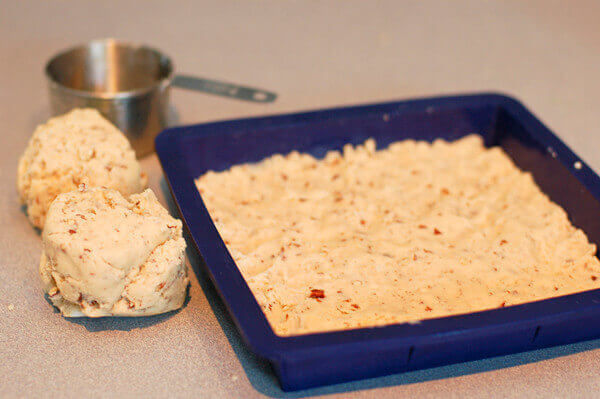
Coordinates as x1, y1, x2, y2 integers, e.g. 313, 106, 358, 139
156, 93, 600, 391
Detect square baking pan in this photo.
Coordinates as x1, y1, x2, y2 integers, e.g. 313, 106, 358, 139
156, 93, 600, 391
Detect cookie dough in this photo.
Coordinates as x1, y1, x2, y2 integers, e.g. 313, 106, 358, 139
196, 135, 600, 335
40, 187, 188, 317
17, 108, 147, 229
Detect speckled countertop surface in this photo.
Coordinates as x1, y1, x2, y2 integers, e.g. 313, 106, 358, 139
2, 1, 600, 397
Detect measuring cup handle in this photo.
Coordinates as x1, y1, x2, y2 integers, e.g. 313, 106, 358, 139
172, 75, 277, 103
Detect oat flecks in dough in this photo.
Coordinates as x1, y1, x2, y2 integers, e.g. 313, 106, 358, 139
196, 135, 600, 336
40, 187, 188, 317
17, 109, 147, 229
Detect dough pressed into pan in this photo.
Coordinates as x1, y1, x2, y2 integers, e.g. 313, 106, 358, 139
196, 135, 600, 335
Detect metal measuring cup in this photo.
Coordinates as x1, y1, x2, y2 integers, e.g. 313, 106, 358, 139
45, 38, 276, 156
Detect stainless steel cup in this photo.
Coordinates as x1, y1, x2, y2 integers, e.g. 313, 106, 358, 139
45, 39, 174, 157
46, 39, 277, 157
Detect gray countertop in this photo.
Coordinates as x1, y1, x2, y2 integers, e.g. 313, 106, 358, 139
2, 1, 600, 397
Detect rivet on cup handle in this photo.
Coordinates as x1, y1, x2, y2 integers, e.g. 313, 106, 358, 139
173, 75, 277, 103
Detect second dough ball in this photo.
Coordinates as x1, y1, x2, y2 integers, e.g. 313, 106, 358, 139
17, 108, 147, 229
40, 187, 189, 317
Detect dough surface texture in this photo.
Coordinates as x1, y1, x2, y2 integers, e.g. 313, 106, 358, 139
18, 108, 147, 228
196, 135, 600, 335
40, 187, 188, 317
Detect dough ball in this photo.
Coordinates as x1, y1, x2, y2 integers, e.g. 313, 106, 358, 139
17, 109, 147, 229
40, 187, 188, 317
